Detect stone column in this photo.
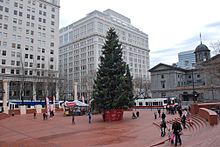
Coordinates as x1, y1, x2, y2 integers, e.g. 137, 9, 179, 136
33, 82, 36, 101
3, 80, 9, 114
74, 82, 77, 100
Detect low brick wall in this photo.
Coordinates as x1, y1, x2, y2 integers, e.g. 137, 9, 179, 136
199, 108, 218, 126
26, 109, 36, 114
9, 109, 20, 115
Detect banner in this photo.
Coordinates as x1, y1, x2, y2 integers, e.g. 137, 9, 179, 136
46, 97, 50, 117
82, 95, 85, 103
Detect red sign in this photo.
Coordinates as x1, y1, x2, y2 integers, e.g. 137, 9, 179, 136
66, 102, 76, 107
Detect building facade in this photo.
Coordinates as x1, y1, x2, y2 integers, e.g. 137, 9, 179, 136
149, 43, 220, 105
0, 0, 60, 111
177, 50, 195, 69
59, 9, 149, 101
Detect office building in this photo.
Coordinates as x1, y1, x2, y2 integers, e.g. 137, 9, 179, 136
0, 0, 60, 112
59, 9, 149, 101
177, 50, 195, 69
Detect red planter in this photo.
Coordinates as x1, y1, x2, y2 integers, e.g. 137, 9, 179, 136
103, 109, 124, 121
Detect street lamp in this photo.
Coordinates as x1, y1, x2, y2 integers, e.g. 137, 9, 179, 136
191, 69, 195, 103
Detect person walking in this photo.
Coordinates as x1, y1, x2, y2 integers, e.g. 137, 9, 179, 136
161, 112, 166, 121
181, 115, 186, 129
158, 109, 161, 118
172, 119, 182, 146
160, 119, 166, 137
136, 111, 139, 117
72, 114, 75, 125
154, 112, 157, 119
88, 111, 92, 124
33, 111, 37, 119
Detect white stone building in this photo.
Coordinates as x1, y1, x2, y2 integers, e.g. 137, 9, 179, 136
59, 9, 149, 101
0, 0, 60, 112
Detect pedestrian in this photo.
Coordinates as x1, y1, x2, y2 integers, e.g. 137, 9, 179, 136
72, 114, 75, 125
158, 109, 161, 118
33, 111, 37, 119
160, 120, 166, 137
43, 112, 46, 120
132, 112, 136, 119
154, 112, 157, 119
172, 119, 182, 146
88, 112, 92, 124
181, 115, 186, 129
161, 112, 166, 121
136, 111, 139, 117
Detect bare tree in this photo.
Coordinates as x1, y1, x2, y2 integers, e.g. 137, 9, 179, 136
210, 40, 220, 55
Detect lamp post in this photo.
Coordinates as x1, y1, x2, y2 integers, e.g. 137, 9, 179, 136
211, 84, 214, 100
191, 69, 196, 103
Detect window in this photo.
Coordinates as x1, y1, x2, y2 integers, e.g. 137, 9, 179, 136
161, 74, 164, 79
29, 62, 33, 67
51, 7, 55, 12
11, 69, 15, 74
2, 50, 6, 56
5, 7, 9, 12
2, 59, 6, 64
2, 68, 5, 73
139, 102, 143, 106
14, 10, 18, 15
11, 43, 16, 48
11, 60, 15, 65
30, 54, 33, 59
37, 63, 40, 68
50, 57, 54, 62
161, 81, 165, 88
16, 70, 20, 74
50, 50, 54, 54
25, 54, 28, 58
17, 44, 21, 49
16, 61, 20, 66
37, 56, 40, 60
24, 62, 28, 67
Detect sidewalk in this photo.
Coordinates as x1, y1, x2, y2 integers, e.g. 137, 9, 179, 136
0, 110, 219, 147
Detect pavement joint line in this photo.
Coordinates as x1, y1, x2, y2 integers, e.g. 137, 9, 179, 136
0, 124, 34, 140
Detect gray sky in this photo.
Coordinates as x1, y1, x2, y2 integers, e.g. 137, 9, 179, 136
59, 0, 220, 67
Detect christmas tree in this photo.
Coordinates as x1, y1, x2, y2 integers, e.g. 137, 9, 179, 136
92, 28, 134, 112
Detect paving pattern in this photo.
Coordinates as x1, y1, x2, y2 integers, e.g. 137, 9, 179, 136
0, 110, 219, 147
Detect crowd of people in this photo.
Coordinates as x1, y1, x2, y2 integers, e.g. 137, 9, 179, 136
155, 105, 191, 146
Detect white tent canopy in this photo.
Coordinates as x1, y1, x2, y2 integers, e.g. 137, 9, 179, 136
65, 100, 89, 107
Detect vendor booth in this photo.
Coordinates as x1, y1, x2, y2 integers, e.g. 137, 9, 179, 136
63, 100, 89, 116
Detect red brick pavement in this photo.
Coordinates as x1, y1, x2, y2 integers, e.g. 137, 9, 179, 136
0, 110, 219, 147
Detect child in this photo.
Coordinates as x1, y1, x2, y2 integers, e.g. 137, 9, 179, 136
170, 132, 175, 144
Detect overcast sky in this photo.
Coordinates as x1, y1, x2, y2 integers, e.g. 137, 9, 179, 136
59, 0, 220, 67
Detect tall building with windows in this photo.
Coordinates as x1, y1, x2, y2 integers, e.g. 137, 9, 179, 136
0, 0, 60, 111
177, 50, 195, 69
59, 9, 149, 101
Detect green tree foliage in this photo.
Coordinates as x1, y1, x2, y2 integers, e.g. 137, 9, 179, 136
92, 28, 134, 111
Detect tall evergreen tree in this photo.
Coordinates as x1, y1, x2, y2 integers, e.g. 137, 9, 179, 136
92, 28, 133, 111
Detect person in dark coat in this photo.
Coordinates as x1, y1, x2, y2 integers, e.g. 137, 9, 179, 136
158, 109, 161, 118
160, 120, 166, 137
72, 114, 75, 125
172, 119, 182, 146
136, 111, 139, 117
161, 112, 166, 121
88, 112, 92, 124
181, 115, 186, 129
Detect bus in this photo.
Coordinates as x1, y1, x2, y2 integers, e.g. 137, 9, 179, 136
134, 97, 178, 109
